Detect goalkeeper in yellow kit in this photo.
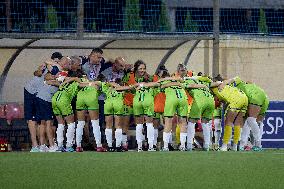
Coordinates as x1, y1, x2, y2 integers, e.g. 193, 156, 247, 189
210, 75, 248, 151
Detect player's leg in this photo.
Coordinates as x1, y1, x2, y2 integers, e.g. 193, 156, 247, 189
114, 115, 123, 151
187, 98, 201, 151
163, 88, 177, 151
55, 115, 65, 151
64, 114, 76, 152
246, 104, 262, 149
232, 112, 245, 151
105, 115, 114, 150
25, 89, 39, 152
201, 97, 215, 151
59, 96, 76, 152
52, 93, 65, 151
39, 98, 56, 152
87, 92, 104, 152
133, 94, 145, 152
36, 98, 48, 152
144, 93, 155, 151
122, 115, 130, 150
239, 118, 250, 150
220, 109, 238, 151
177, 92, 189, 151
104, 99, 115, 151
75, 110, 86, 152
75, 90, 87, 152
256, 95, 269, 149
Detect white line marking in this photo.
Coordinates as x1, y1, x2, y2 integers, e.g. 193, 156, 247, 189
262, 139, 284, 141
267, 110, 284, 113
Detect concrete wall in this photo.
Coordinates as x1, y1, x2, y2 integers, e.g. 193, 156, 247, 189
0, 36, 283, 102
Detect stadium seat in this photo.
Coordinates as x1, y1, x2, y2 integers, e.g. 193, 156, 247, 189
0, 104, 6, 119
5, 103, 24, 122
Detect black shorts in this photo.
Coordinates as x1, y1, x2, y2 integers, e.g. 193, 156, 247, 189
24, 89, 39, 121
36, 98, 54, 121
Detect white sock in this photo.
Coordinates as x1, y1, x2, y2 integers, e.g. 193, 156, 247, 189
214, 119, 222, 145
115, 128, 122, 147
56, 124, 65, 147
163, 132, 171, 148
142, 134, 146, 141
202, 123, 211, 149
169, 131, 173, 144
146, 123, 154, 149
187, 122, 195, 149
247, 117, 261, 147
258, 121, 264, 147
105, 128, 113, 147
180, 132, 187, 148
240, 120, 250, 148
122, 133, 127, 145
136, 124, 143, 148
66, 122, 75, 148
76, 121, 85, 147
154, 129, 158, 146
208, 120, 213, 146
91, 119, 102, 147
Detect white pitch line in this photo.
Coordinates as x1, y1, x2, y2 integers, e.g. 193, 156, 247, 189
266, 110, 284, 112
261, 139, 284, 141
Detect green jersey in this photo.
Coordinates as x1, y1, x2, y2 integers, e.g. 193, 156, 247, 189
58, 81, 79, 100
101, 82, 125, 99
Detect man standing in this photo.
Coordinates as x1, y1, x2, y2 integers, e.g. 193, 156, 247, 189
76, 48, 109, 152
100, 57, 128, 151
24, 64, 46, 152
25, 52, 63, 152
81, 48, 110, 81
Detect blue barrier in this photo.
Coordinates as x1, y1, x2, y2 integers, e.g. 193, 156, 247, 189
262, 101, 284, 148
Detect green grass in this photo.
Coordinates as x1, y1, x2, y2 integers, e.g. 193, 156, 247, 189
1, 150, 284, 189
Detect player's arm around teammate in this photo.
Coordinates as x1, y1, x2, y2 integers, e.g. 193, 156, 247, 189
75, 79, 105, 152
158, 77, 188, 151
210, 77, 248, 151
52, 80, 80, 150
183, 77, 215, 151
231, 77, 269, 151
102, 80, 133, 151
130, 60, 156, 152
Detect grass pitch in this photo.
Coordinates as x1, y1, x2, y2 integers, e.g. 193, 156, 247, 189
1, 150, 284, 189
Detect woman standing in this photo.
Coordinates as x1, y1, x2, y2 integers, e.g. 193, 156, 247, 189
210, 76, 248, 151
123, 60, 155, 151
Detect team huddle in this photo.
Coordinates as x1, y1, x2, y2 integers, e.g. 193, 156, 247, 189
24, 48, 269, 152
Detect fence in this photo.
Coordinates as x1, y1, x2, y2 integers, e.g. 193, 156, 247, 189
0, 0, 283, 36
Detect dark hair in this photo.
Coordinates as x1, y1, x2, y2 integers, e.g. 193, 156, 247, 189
133, 60, 150, 81
96, 74, 106, 82
134, 60, 146, 74
158, 65, 167, 71
91, 48, 103, 54
177, 64, 186, 71
197, 72, 203, 76
161, 70, 170, 78
70, 56, 81, 65
51, 52, 63, 60
156, 65, 169, 77
115, 78, 122, 85
213, 74, 223, 82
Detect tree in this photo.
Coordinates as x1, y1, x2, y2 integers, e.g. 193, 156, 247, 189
124, 0, 142, 31
92, 20, 97, 32
158, 0, 171, 32
184, 11, 198, 32
258, 9, 268, 34
46, 4, 58, 31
